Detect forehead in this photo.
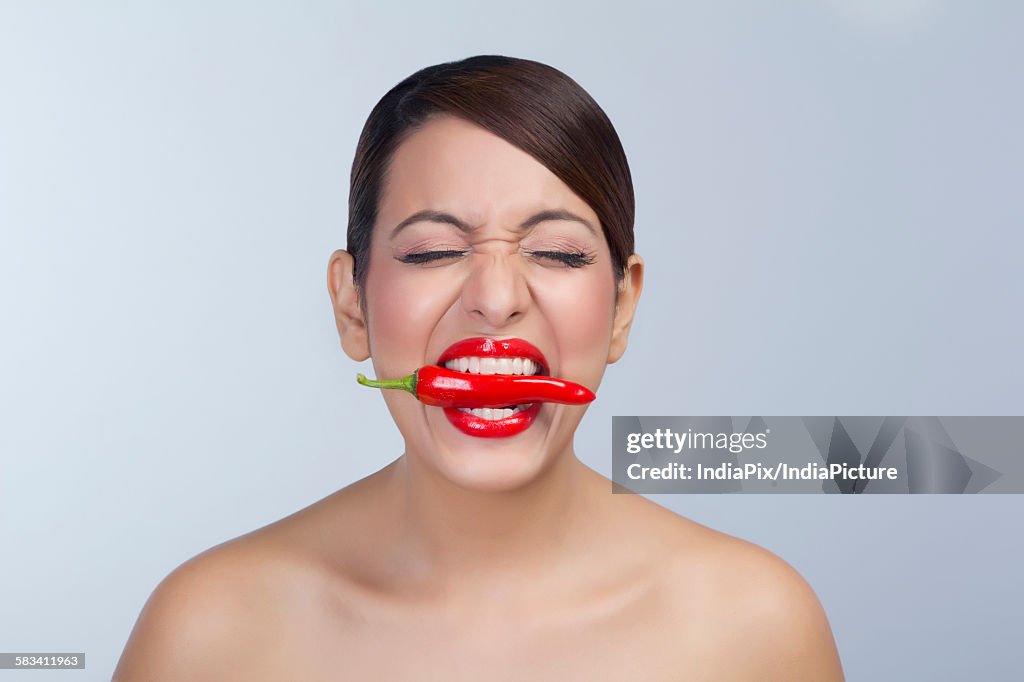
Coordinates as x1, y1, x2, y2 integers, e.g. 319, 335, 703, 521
379, 115, 596, 226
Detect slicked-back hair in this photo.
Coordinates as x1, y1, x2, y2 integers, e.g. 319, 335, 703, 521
348, 55, 635, 302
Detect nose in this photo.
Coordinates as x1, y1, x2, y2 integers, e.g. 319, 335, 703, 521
459, 251, 531, 328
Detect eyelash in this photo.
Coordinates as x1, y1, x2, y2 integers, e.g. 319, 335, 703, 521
529, 250, 596, 268
396, 250, 596, 268
397, 250, 465, 264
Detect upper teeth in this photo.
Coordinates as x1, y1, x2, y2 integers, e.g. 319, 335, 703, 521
443, 357, 540, 375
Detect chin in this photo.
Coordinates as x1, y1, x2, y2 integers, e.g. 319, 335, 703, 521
432, 445, 553, 494
397, 405, 581, 493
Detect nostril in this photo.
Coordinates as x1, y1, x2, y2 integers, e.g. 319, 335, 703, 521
459, 266, 531, 326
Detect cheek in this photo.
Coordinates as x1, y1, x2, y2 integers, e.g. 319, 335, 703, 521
537, 270, 616, 367
365, 259, 455, 368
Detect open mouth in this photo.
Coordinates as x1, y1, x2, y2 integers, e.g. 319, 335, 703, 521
435, 337, 549, 436
441, 353, 547, 419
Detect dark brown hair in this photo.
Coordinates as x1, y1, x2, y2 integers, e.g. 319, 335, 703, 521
347, 55, 635, 298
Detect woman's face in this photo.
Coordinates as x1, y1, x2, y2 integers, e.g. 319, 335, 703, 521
334, 114, 640, 492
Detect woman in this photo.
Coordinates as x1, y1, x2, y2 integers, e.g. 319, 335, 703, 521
115, 55, 844, 681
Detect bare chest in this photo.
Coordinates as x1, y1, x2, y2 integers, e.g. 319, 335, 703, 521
244, 594, 731, 682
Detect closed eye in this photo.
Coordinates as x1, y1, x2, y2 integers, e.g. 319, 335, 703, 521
396, 250, 467, 264
526, 250, 596, 268
396, 249, 596, 268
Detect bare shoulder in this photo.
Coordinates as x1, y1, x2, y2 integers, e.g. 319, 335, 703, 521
653, 512, 845, 681
114, 472, 392, 679
113, 534, 333, 682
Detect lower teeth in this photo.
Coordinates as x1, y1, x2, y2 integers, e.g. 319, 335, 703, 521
456, 404, 533, 420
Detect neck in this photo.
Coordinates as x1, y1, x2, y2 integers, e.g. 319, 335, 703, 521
381, 445, 595, 595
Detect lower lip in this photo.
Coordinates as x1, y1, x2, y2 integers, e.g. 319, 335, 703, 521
443, 403, 543, 438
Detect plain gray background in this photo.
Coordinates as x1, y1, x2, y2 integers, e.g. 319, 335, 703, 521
2, 1, 1022, 679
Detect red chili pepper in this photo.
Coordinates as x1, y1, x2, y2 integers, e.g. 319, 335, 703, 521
356, 366, 595, 408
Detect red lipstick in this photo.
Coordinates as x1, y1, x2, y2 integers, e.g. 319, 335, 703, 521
436, 337, 551, 438
444, 402, 543, 438
437, 337, 548, 374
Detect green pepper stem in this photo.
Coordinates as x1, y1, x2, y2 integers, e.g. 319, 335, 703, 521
356, 371, 417, 396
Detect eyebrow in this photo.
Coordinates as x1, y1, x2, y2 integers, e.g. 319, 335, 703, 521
389, 208, 597, 238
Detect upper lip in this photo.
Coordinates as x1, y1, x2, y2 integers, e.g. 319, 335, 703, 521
437, 337, 549, 375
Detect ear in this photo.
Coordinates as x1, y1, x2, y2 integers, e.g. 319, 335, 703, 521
608, 254, 644, 364
327, 249, 370, 361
